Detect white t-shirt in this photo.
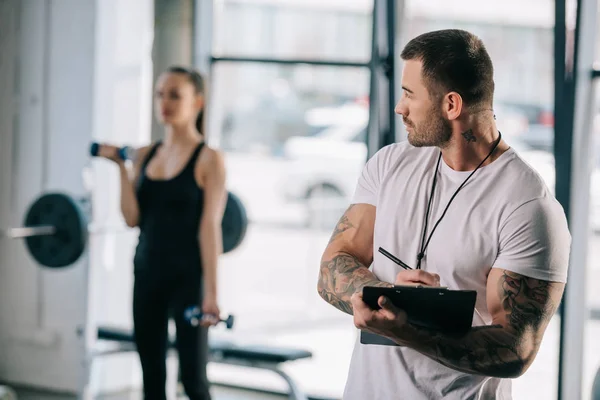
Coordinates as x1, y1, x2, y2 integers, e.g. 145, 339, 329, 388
344, 141, 571, 400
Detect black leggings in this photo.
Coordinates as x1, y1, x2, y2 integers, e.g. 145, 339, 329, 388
133, 271, 211, 400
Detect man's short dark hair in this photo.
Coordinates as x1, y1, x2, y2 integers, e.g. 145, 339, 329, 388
401, 29, 494, 108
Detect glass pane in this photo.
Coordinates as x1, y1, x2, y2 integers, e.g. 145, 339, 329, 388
581, 4, 600, 399
212, 0, 373, 62
401, 3, 558, 400
584, 67, 600, 400
208, 62, 370, 397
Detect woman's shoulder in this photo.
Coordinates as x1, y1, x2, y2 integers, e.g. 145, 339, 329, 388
198, 143, 224, 166
195, 143, 226, 182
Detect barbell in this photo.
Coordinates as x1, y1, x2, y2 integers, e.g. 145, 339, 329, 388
1, 191, 248, 269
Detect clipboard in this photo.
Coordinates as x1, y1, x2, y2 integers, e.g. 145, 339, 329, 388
360, 285, 477, 346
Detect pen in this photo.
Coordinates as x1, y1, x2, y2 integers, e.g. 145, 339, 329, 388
378, 247, 412, 270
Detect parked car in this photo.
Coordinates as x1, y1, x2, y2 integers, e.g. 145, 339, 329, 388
281, 105, 369, 228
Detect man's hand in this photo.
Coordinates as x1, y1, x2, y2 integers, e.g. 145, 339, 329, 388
351, 292, 407, 340
351, 269, 440, 339
395, 269, 440, 287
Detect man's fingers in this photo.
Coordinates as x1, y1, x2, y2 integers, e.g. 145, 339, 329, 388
378, 295, 396, 311
352, 292, 385, 329
352, 292, 368, 329
350, 292, 363, 310
351, 292, 369, 317
354, 294, 409, 333
396, 270, 440, 286
377, 296, 400, 319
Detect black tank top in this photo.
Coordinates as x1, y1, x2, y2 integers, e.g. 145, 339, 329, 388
133, 141, 205, 272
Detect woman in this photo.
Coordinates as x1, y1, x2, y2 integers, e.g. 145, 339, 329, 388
98, 66, 226, 400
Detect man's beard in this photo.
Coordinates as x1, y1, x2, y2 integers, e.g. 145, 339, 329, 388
405, 107, 452, 148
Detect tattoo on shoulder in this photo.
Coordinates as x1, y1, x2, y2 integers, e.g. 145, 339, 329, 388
462, 129, 477, 143
328, 205, 356, 244
499, 271, 554, 333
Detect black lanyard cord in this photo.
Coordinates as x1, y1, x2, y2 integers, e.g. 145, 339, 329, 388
416, 131, 502, 270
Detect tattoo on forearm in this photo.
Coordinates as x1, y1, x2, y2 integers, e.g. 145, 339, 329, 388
318, 253, 389, 315
462, 129, 477, 143
328, 205, 356, 244
408, 271, 557, 377
500, 271, 553, 333
419, 324, 523, 377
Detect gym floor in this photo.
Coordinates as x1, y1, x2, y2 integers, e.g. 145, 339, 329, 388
12, 385, 288, 400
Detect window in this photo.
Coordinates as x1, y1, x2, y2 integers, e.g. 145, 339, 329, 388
401, 1, 558, 399
212, 0, 373, 62
203, 2, 373, 397
580, 15, 600, 398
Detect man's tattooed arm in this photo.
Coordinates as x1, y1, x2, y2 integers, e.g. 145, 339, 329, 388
318, 253, 392, 314
328, 205, 356, 244
318, 204, 393, 315
391, 269, 564, 378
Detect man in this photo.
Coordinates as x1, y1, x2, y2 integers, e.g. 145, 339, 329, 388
317, 29, 571, 400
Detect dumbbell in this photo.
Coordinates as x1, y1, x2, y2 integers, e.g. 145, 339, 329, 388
183, 306, 235, 329
89, 142, 134, 161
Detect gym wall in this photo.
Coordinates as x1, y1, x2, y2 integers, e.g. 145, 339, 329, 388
0, 0, 96, 392
0, 0, 154, 395
0, 0, 18, 376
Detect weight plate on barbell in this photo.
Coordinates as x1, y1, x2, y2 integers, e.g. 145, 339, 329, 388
222, 192, 248, 254
24, 193, 87, 268
20, 190, 245, 267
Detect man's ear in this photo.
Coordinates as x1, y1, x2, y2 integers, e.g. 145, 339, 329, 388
443, 92, 463, 120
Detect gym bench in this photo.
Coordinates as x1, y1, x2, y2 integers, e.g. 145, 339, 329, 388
95, 326, 312, 400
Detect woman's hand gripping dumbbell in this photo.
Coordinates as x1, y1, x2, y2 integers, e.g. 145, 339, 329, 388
184, 306, 235, 329
90, 142, 135, 163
